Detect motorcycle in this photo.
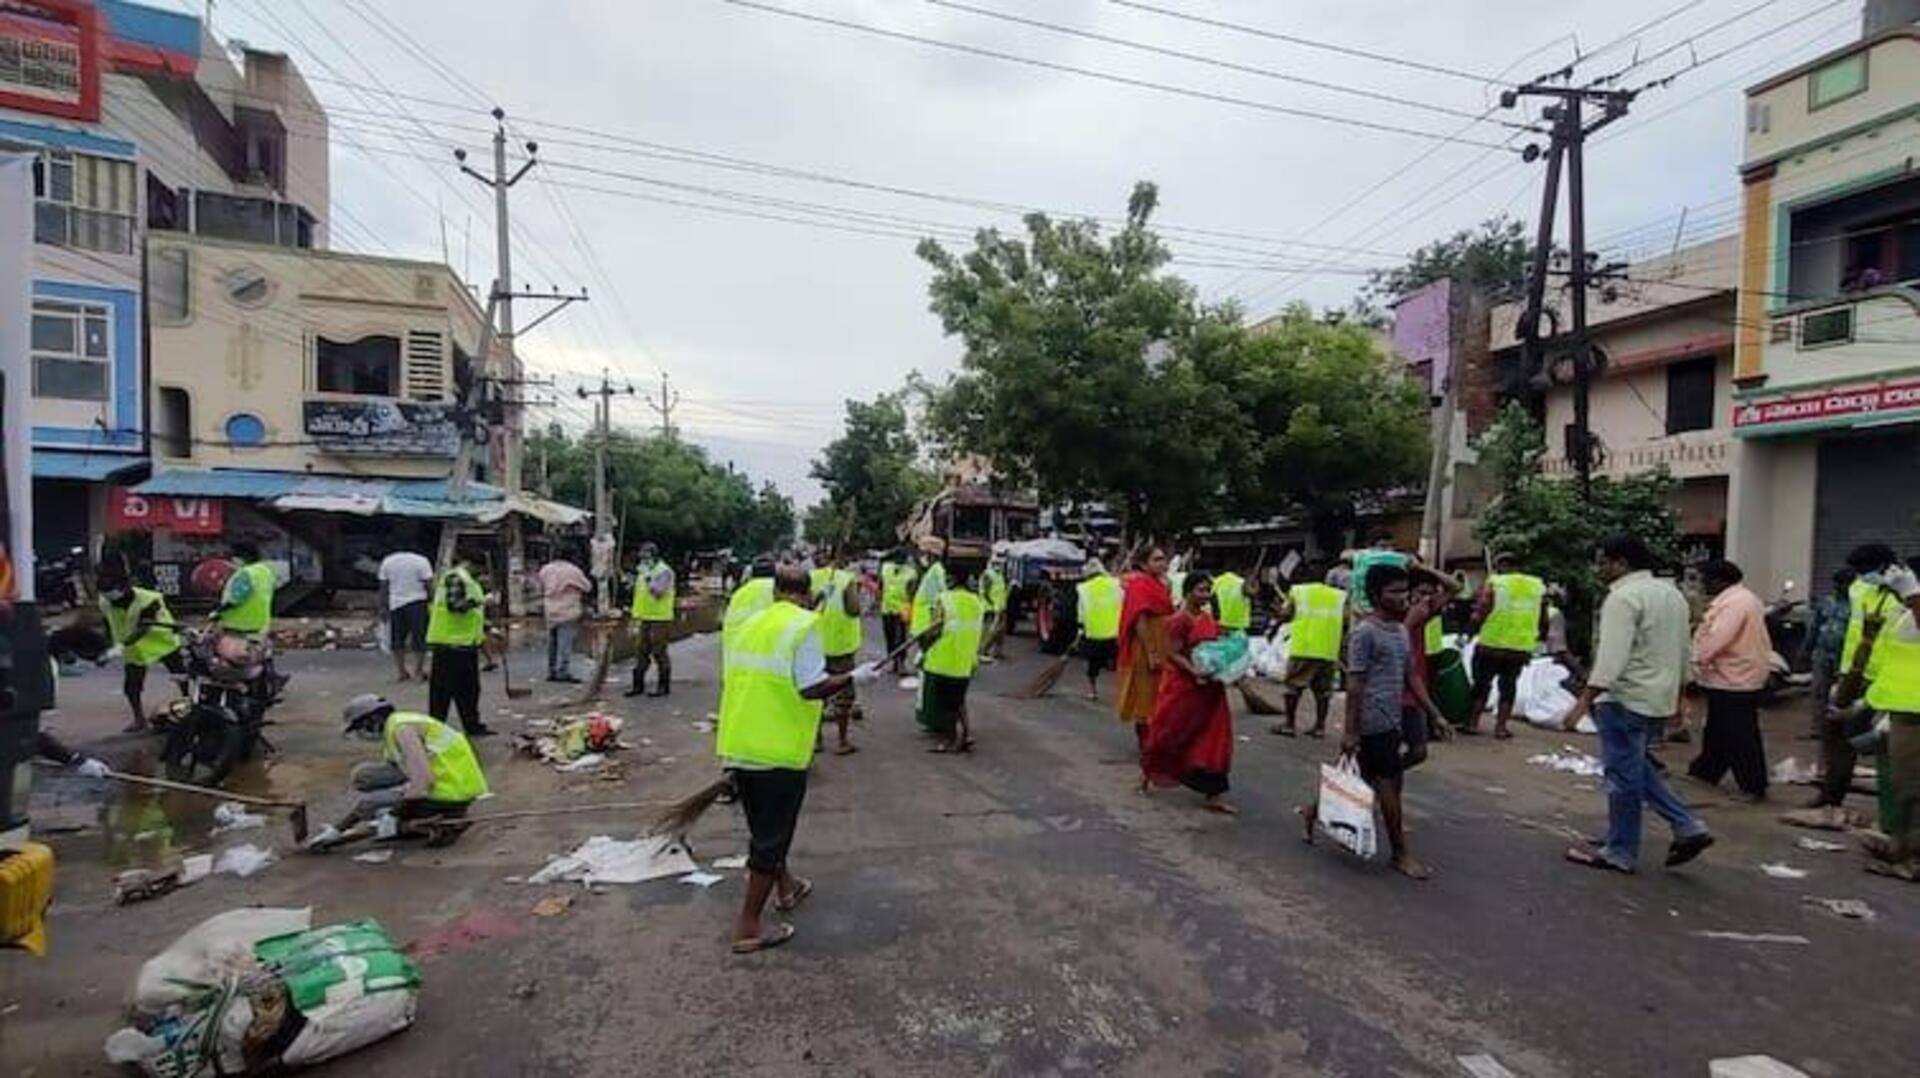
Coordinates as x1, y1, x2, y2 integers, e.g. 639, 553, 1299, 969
1763, 580, 1814, 704
33, 544, 86, 613
156, 629, 288, 786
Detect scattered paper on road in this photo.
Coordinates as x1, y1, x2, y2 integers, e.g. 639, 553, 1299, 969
527, 835, 697, 885
1527, 748, 1604, 777
1692, 931, 1810, 945
352, 850, 393, 864
1709, 1055, 1813, 1078
712, 855, 748, 869
1769, 756, 1818, 785
1758, 862, 1809, 879
531, 894, 574, 917
1801, 896, 1875, 921
210, 802, 267, 834
214, 843, 276, 878
1456, 1054, 1518, 1078
679, 871, 723, 888
1795, 837, 1846, 853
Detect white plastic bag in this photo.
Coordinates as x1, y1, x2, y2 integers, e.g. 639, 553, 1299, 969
1317, 759, 1377, 859
129, 907, 312, 1011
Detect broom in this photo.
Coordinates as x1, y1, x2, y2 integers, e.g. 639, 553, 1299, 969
1010, 632, 1079, 699
558, 631, 616, 708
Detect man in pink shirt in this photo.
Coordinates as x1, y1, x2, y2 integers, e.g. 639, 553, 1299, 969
538, 552, 593, 683
1686, 559, 1774, 801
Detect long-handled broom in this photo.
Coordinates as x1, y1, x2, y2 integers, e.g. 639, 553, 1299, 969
1009, 632, 1080, 699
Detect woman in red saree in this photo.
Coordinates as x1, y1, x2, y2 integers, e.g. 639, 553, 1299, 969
1114, 547, 1173, 749
1142, 572, 1237, 814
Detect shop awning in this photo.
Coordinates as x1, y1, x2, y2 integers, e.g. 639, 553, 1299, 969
131, 468, 587, 525
31, 449, 147, 482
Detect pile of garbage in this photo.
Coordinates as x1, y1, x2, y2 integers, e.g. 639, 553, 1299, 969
515, 713, 627, 772
105, 908, 420, 1076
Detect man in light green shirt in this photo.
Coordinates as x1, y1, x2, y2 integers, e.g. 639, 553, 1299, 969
1559, 534, 1712, 874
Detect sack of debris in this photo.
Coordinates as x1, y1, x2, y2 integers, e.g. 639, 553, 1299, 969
105, 909, 421, 1076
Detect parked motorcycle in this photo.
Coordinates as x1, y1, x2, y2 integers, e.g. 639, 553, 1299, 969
156, 629, 288, 786
33, 544, 86, 613
1763, 580, 1814, 703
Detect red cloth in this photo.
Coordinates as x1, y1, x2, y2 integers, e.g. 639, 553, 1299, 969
1141, 610, 1235, 787
1117, 571, 1174, 671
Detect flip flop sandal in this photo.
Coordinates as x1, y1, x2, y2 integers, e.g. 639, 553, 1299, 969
774, 878, 814, 913
1493, 729, 1515, 741
731, 923, 797, 955
1564, 845, 1632, 873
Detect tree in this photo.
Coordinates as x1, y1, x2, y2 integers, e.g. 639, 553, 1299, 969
1472, 403, 1684, 649
914, 182, 1240, 537
1212, 305, 1431, 550
1364, 215, 1534, 310
806, 392, 937, 551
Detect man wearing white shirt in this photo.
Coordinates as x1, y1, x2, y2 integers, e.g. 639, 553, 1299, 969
377, 544, 435, 681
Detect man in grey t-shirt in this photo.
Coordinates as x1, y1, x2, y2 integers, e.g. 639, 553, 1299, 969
1300, 561, 1447, 881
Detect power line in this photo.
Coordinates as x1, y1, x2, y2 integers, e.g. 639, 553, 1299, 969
713, 0, 1519, 149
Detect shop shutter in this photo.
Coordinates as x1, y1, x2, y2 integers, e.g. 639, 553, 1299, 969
1813, 431, 1920, 596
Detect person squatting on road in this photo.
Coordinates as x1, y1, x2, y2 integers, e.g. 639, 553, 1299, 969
1298, 563, 1448, 880
627, 542, 676, 697
1140, 572, 1237, 814
308, 694, 490, 850
717, 564, 882, 953
1559, 534, 1714, 875
915, 564, 985, 754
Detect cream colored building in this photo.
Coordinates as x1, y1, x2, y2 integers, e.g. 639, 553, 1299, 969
1726, 5, 1920, 597
1489, 237, 1740, 549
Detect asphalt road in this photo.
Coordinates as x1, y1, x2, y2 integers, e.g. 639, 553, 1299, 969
5, 628, 1914, 1077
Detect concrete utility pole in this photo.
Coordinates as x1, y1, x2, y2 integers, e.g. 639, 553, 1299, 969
452, 109, 585, 615
645, 371, 679, 438
1504, 80, 1633, 502
579, 372, 636, 611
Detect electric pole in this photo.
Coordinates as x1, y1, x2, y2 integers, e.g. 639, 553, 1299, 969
579, 372, 636, 611
1505, 80, 1634, 502
645, 371, 679, 438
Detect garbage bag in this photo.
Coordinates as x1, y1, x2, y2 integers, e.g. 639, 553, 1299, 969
1316, 759, 1377, 859
1193, 633, 1251, 685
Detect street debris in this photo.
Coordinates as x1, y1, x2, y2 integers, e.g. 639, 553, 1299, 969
1456, 1054, 1519, 1078
1801, 896, 1875, 921
1692, 931, 1810, 945
679, 871, 724, 888
1758, 862, 1809, 880
1795, 837, 1847, 853
712, 854, 748, 869
1708, 1056, 1812, 1078
214, 843, 277, 879
531, 894, 575, 918
112, 868, 182, 906
1769, 757, 1819, 785
352, 850, 393, 865
1527, 748, 1604, 777
181, 854, 213, 884
106, 909, 420, 1075
527, 835, 697, 886
694, 719, 715, 734
211, 802, 268, 835
515, 713, 628, 772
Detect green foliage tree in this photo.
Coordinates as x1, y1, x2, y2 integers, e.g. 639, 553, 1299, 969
1363, 215, 1534, 311
1472, 403, 1684, 647
529, 425, 792, 558
805, 392, 937, 551
913, 182, 1242, 536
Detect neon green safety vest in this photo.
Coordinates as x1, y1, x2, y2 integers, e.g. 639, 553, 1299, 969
1843, 579, 1900, 683
426, 566, 486, 647
716, 602, 823, 769
1289, 583, 1346, 662
982, 567, 1009, 613
910, 562, 947, 636
923, 588, 985, 679
630, 560, 676, 622
383, 711, 489, 803
809, 566, 832, 598
1479, 573, 1545, 652
880, 562, 917, 616
1866, 610, 1920, 713
1424, 615, 1445, 656
1214, 572, 1250, 631
721, 578, 775, 660
101, 587, 181, 667
217, 561, 276, 634
1077, 574, 1122, 641
817, 568, 863, 658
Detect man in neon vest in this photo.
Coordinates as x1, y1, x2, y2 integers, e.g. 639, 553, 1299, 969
718, 564, 881, 953
1212, 568, 1252, 636
214, 542, 276, 636
978, 558, 1010, 663
309, 693, 491, 849
814, 552, 865, 756
1274, 565, 1347, 737
98, 565, 185, 733
1466, 554, 1548, 740
721, 558, 778, 668
907, 547, 947, 659
916, 565, 986, 754
1076, 560, 1122, 700
878, 551, 918, 676
1807, 544, 1904, 818
1860, 558, 1920, 879
626, 542, 677, 698
427, 553, 494, 737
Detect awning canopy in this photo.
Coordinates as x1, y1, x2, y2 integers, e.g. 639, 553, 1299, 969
31, 449, 147, 483
130, 469, 588, 525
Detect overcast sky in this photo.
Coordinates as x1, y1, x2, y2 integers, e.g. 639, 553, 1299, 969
202, 0, 1861, 504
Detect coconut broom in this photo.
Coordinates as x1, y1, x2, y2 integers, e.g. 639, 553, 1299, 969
1009, 632, 1080, 699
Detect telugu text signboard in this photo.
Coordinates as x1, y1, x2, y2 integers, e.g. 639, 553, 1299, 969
302, 400, 459, 457
1733, 377, 1920, 434
108, 490, 223, 535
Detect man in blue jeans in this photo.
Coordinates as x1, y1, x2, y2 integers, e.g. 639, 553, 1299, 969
1557, 534, 1714, 873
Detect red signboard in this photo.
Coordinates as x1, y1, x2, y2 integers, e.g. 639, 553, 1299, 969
1733, 377, 1920, 431
0, 1, 102, 122
108, 490, 223, 535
